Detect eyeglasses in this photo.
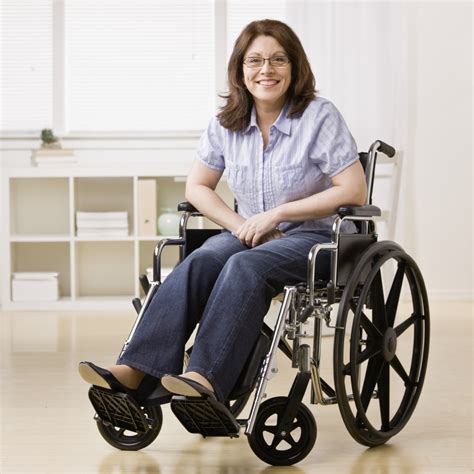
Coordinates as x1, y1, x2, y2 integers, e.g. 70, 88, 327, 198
243, 55, 290, 68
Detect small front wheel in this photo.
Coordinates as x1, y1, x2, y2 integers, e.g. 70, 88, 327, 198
96, 405, 163, 451
247, 397, 316, 466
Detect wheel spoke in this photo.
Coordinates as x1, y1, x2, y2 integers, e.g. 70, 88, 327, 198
264, 425, 278, 435
343, 343, 382, 375
286, 434, 298, 448
291, 420, 303, 431
378, 361, 391, 430
394, 313, 418, 337
390, 355, 413, 386
358, 345, 382, 365
270, 435, 283, 449
360, 311, 383, 338
372, 271, 388, 331
360, 355, 384, 411
386, 262, 405, 327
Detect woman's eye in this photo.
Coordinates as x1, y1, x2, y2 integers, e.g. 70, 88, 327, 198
247, 58, 261, 65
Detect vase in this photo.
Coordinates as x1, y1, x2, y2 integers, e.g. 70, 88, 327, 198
157, 209, 180, 236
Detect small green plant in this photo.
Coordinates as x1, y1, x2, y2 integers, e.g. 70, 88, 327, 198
40, 128, 60, 148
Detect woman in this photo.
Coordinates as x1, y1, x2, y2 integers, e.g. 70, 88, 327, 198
79, 19, 367, 403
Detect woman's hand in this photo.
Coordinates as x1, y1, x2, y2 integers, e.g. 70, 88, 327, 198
235, 209, 281, 247
260, 228, 286, 244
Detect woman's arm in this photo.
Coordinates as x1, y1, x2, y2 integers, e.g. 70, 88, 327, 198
185, 160, 245, 233
236, 160, 367, 247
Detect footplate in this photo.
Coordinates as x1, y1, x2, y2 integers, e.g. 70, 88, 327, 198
88, 386, 150, 433
170, 396, 241, 438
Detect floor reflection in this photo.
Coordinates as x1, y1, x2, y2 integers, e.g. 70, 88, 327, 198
99, 451, 161, 474
349, 444, 419, 474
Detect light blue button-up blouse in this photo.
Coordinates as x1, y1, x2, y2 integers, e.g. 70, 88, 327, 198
195, 97, 359, 234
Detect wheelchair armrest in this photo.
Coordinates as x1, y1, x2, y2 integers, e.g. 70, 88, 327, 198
338, 205, 381, 218
177, 201, 201, 214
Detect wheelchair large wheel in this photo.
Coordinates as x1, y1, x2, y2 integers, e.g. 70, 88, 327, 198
96, 405, 163, 451
334, 241, 429, 447
247, 397, 317, 466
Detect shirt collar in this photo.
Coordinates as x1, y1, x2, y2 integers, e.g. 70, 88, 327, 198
244, 101, 292, 136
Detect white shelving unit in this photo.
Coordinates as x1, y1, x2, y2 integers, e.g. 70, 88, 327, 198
2, 167, 232, 310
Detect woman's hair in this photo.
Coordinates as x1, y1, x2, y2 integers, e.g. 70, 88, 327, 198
218, 19, 316, 132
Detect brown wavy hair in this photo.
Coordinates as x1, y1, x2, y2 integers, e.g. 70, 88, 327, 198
218, 19, 316, 132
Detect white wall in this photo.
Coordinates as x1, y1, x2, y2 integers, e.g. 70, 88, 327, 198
399, 1, 472, 299
289, 1, 472, 300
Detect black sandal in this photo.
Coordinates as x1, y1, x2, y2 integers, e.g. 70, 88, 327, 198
161, 374, 217, 400
78, 361, 158, 401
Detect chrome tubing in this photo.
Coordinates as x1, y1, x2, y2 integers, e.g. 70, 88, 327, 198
245, 286, 296, 436
307, 242, 337, 307
310, 361, 337, 405
153, 238, 185, 282
309, 313, 336, 405
119, 282, 159, 359
178, 212, 191, 261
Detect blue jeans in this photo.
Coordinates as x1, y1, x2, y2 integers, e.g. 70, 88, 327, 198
117, 230, 331, 401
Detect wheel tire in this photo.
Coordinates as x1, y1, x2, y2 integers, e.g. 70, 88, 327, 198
334, 241, 430, 447
96, 405, 163, 451
248, 397, 317, 466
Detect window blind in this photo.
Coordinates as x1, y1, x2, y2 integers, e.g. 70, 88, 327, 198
65, 0, 215, 132
0, 0, 53, 132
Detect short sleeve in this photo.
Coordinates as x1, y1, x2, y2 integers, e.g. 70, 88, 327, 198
309, 101, 359, 178
195, 116, 226, 171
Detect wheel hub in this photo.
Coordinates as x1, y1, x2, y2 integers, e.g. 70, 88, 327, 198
382, 327, 397, 361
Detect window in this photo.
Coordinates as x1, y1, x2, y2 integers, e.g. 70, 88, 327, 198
0, 0, 289, 134
0, 0, 53, 132
65, 0, 215, 132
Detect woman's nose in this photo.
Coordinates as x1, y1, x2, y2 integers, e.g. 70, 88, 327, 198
260, 60, 274, 73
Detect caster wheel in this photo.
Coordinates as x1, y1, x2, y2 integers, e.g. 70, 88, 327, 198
334, 241, 430, 447
247, 397, 316, 466
96, 405, 163, 451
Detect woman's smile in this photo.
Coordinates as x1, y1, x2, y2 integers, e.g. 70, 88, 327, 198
256, 79, 280, 88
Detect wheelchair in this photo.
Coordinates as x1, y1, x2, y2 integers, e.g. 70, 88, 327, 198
87, 140, 430, 466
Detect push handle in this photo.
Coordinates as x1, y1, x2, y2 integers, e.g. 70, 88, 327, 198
375, 140, 396, 158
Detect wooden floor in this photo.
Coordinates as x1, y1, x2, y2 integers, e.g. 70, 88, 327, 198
0, 300, 472, 473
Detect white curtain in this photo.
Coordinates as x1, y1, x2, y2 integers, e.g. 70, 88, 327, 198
288, 1, 473, 298
286, 0, 405, 152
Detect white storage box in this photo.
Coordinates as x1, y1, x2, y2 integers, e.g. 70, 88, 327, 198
146, 266, 173, 283
12, 272, 60, 302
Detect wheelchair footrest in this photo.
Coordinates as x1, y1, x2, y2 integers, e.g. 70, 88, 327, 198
88, 386, 150, 433
170, 396, 241, 438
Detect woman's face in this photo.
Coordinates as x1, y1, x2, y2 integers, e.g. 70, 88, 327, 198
243, 35, 292, 110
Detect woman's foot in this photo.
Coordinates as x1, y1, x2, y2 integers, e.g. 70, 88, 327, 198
78, 362, 145, 391
107, 364, 145, 390
180, 371, 214, 393
161, 371, 216, 399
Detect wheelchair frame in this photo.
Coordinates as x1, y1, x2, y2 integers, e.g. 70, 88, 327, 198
89, 140, 430, 465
